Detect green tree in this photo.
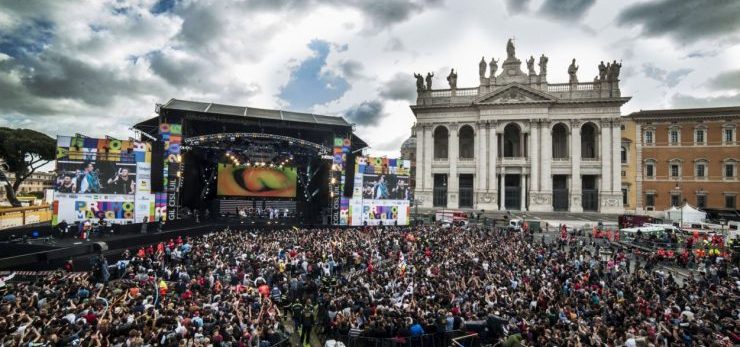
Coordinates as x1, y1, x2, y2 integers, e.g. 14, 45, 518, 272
0, 127, 55, 207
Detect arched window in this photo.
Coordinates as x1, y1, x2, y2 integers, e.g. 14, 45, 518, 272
621, 146, 627, 164
433, 126, 449, 159
503, 123, 522, 157
551, 123, 569, 159
581, 122, 598, 159
458, 125, 475, 159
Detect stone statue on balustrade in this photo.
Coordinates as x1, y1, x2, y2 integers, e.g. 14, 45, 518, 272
568, 58, 579, 84
539, 54, 548, 75
425, 72, 434, 91
607, 60, 621, 81
598, 61, 607, 80
447, 69, 457, 89
506, 38, 516, 59
414, 73, 424, 92
526, 56, 536, 75
479, 57, 487, 79
489, 58, 499, 79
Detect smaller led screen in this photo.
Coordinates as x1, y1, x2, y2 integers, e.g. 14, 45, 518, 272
217, 164, 297, 198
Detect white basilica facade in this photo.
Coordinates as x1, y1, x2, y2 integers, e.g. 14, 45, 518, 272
411, 40, 629, 213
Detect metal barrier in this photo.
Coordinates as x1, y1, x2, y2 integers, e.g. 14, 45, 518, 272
333, 330, 478, 347
451, 333, 480, 347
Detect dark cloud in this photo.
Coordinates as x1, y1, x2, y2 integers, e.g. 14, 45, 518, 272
379, 73, 416, 102
641, 64, 692, 88
671, 93, 740, 108
706, 70, 740, 91
685, 49, 719, 59
344, 100, 384, 126
339, 60, 364, 79
148, 50, 204, 86
538, 0, 595, 20
18, 53, 153, 107
504, 0, 531, 14
384, 37, 404, 52
617, 0, 740, 44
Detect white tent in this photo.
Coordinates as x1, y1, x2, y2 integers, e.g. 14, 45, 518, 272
665, 203, 707, 226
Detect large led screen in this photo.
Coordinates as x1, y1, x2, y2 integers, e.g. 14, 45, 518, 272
217, 164, 297, 198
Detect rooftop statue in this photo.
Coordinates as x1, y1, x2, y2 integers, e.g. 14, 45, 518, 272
506, 38, 516, 60
414, 73, 424, 92
539, 54, 548, 75
479, 56, 487, 79
568, 58, 579, 84
489, 58, 499, 79
425, 72, 434, 90
447, 69, 457, 89
526, 56, 536, 75
598, 61, 607, 80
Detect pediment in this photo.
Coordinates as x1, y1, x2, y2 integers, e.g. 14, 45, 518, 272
475, 84, 556, 105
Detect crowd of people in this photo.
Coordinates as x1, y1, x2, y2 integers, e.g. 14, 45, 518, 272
0, 223, 738, 346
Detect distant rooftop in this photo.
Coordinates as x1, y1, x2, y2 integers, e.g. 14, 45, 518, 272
627, 106, 740, 118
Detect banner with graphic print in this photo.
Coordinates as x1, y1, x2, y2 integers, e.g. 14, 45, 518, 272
159, 123, 182, 221
53, 136, 151, 225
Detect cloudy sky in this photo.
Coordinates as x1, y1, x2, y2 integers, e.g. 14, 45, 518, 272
1, 0, 739, 157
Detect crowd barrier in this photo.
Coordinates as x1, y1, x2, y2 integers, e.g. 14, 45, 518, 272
333, 330, 479, 347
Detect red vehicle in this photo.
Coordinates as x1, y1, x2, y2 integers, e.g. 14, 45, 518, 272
618, 215, 654, 228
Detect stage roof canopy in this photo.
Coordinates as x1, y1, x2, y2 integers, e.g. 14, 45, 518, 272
163, 98, 352, 127
135, 98, 368, 148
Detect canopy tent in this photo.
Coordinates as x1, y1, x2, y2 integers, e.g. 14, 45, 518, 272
664, 203, 707, 226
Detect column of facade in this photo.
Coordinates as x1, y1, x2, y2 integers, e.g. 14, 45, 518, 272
448, 123, 459, 208
476, 122, 488, 203
529, 120, 540, 191
414, 124, 424, 194
489, 122, 498, 208
499, 174, 505, 210
611, 120, 621, 194
520, 174, 527, 211
423, 125, 433, 192
539, 120, 552, 194
600, 119, 612, 197
570, 120, 583, 212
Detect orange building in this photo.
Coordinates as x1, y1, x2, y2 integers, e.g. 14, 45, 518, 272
629, 106, 739, 214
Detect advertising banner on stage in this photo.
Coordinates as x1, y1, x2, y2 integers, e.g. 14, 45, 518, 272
344, 156, 412, 226
159, 123, 182, 221
332, 137, 350, 225
52, 193, 136, 224
53, 135, 151, 225
217, 164, 297, 197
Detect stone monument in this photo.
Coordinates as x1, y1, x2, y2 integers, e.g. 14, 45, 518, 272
496, 38, 528, 84
568, 58, 579, 84
446, 69, 457, 89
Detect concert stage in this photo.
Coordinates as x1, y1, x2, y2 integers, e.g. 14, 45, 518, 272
133, 99, 366, 226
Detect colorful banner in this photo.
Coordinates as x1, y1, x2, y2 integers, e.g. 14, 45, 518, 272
344, 156, 412, 226
53, 136, 151, 226
159, 123, 182, 221
332, 137, 349, 225
345, 198, 410, 226
52, 193, 136, 224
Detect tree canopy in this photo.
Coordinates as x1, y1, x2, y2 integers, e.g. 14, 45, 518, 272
0, 127, 55, 206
